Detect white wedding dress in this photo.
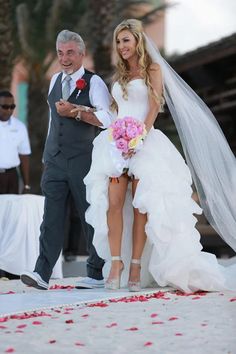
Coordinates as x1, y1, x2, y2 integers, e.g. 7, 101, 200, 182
84, 79, 236, 293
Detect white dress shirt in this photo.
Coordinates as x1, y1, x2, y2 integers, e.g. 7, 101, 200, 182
48, 66, 113, 129
0, 116, 31, 169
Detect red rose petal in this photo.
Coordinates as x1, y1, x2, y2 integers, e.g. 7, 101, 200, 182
49, 340, 56, 344
49, 284, 75, 290
5, 349, 15, 353
65, 319, 74, 324
144, 342, 153, 346
126, 327, 139, 331
150, 313, 158, 318
75, 342, 85, 346
175, 333, 183, 336
106, 323, 118, 328
168, 317, 178, 321
17, 324, 27, 329
0, 317, 8, 323
88, 302, 108, 307
32, 321, 42, 325
152, 321, 164, 325
230, 298, 236, 302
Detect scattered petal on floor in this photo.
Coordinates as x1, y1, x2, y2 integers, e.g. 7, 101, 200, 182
106, 322, 118, 328
144, 342, 153, 346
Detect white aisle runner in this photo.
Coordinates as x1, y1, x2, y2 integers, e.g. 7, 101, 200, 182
0, 289, 156, 317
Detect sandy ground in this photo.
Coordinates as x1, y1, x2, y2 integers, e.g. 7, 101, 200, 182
0, 277, 236, 354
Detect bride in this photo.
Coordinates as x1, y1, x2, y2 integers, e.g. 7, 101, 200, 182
83, 19, 236, 293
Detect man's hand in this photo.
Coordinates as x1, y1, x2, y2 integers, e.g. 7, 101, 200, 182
22, 186, 31, 194
55, 99, 76, 118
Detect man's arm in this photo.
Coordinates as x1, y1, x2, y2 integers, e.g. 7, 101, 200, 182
19, 154, 31, 193
55, 74, 113, 128
55, 101, 103, 126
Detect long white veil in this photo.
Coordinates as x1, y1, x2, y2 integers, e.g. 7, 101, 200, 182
144, 34, 236, 252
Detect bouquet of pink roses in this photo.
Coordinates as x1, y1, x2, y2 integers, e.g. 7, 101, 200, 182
108, 116, 147, 154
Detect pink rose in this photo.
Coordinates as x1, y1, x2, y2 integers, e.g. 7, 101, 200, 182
115, 138, 129, 153
126, 125, 139, 139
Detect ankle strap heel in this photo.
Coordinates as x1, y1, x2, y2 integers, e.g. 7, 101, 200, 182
128, 259, 141, 292
111, 256, 122, 261
131, 259, 141, 265
105, 256, 124, 290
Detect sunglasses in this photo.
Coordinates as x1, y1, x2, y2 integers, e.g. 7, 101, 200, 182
0, 104, 16, 110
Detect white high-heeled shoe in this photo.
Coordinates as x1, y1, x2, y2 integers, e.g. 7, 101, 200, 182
105, 256, 124, 290
128, 259, 141, 292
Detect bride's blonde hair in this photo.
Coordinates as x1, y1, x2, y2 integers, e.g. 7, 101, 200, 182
111, 18, 161, 111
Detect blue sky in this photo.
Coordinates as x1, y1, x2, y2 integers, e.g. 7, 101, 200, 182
166, 0, 236, 54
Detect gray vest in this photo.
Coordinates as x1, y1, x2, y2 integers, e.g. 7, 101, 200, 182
43, 70, 99, 161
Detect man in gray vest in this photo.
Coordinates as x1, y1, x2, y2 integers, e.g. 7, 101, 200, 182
21, 30, 112, 290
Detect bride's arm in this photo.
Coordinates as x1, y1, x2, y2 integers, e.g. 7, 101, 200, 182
144, 63, 163, 132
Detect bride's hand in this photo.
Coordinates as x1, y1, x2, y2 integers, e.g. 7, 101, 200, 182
70, 105, 96, 114
122, 149, 136, 160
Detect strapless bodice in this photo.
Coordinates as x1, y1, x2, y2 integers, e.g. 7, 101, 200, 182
112, 79, 149, 122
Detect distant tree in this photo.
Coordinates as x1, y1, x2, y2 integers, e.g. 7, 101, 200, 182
0, 0, 14, 89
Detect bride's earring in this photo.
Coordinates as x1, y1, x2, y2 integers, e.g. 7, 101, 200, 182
128, 259, 141, 292
105, 256, 124, 290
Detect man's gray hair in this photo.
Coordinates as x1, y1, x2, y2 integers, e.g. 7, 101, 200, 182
56, 30, 85, 53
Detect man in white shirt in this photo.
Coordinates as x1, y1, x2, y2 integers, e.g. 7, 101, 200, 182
21, 30, 112, 290
0, 90, 31, 194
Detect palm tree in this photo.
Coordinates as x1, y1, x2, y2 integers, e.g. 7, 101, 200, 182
0, 0, 14, 89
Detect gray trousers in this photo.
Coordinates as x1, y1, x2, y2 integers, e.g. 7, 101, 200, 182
34, 152, 104, 282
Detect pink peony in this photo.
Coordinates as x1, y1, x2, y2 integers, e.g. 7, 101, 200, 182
115, 138, 129, 153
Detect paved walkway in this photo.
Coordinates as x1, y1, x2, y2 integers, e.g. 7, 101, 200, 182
0, 278, 236, 354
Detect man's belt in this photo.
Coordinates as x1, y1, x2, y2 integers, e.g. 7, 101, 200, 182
0, 167, 17, 173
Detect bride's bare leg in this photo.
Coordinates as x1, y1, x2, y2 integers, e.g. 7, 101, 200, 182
106, 175, 129, 283
129, 179, 147, 285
